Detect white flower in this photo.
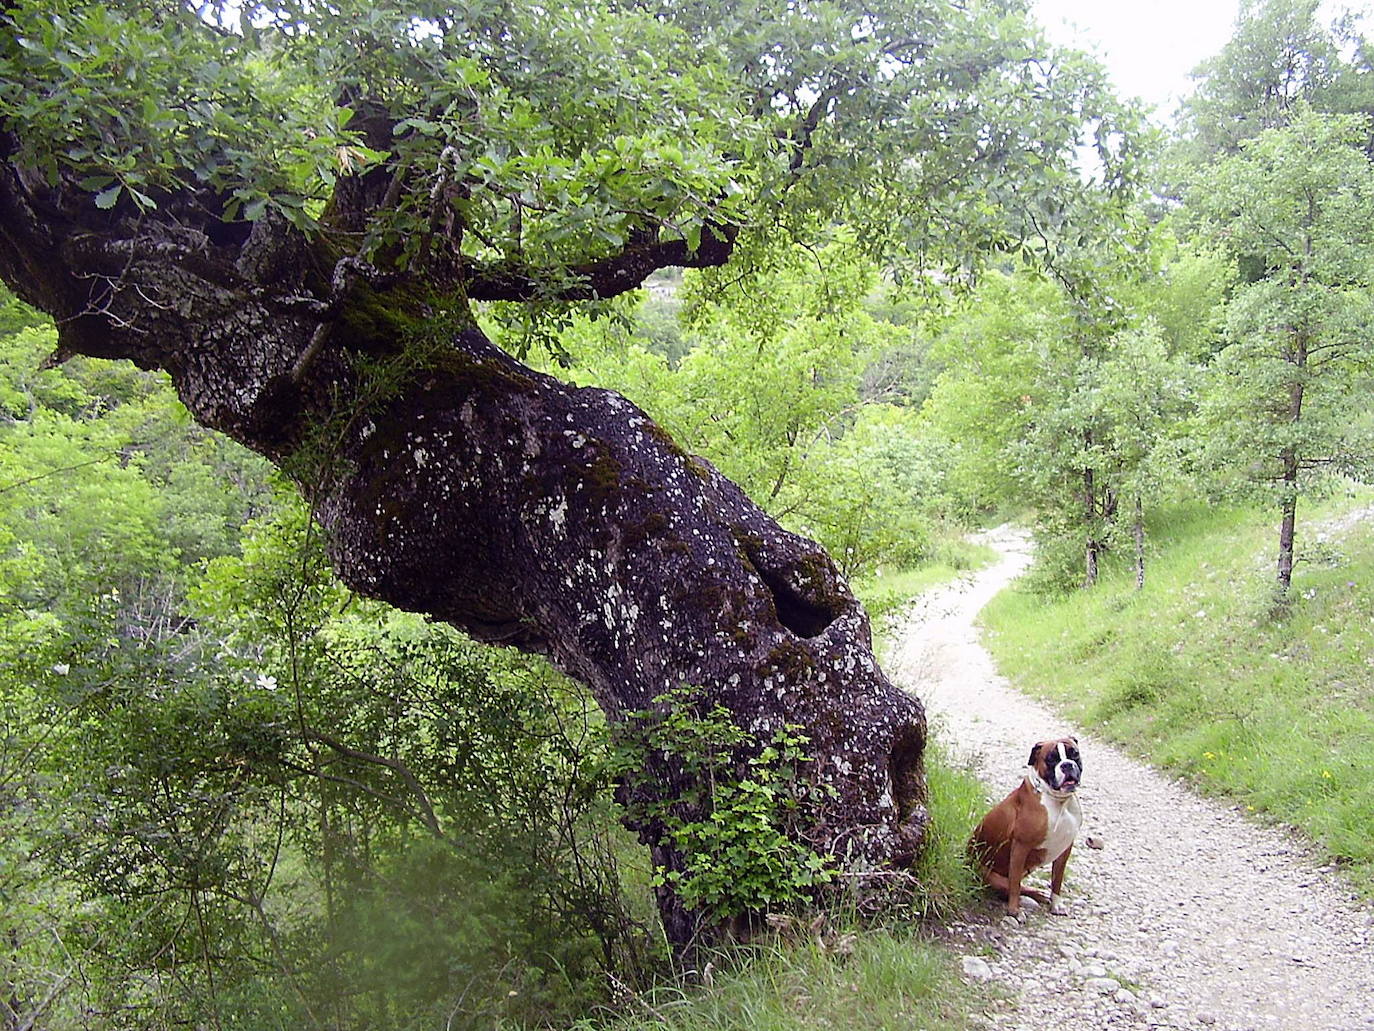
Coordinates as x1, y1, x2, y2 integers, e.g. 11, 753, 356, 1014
51, 663, 70, 676
255, 673, 279, 692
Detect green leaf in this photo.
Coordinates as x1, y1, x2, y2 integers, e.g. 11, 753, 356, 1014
93, 184, 121, 209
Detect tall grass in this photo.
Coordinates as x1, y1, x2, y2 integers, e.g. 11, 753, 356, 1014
569, 930, 978, 1031
981, 493, 1374, 892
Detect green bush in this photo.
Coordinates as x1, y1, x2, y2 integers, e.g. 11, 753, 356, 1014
610, 689, 835, 926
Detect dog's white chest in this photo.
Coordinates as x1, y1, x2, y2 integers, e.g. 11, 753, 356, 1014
1035, 791, 1082, 863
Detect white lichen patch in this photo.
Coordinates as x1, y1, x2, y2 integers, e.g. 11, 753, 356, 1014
549, 498, 568, 533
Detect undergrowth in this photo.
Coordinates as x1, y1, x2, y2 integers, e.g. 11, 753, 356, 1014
567, 738, 989, 1031
571, 929, 976, 1031
981, 493, 1374, 892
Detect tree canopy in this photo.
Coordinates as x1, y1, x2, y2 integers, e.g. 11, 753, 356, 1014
1179, 0, 1374, 161
0, 0, 1142, 327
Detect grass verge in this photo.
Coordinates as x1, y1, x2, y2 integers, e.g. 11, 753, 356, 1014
573, 929, 977, 1031
980, 494, 1374, 892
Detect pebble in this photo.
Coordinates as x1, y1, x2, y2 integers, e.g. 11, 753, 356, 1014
962, 956, 995, 981
1085, 977, 1120, 994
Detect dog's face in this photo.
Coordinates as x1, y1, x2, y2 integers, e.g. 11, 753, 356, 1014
1029, 737, 1082, 793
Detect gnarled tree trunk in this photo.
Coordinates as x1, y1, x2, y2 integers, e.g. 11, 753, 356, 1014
0, 149, 929, 943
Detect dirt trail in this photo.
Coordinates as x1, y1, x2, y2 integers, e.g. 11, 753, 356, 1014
889, 525, 1374, 1031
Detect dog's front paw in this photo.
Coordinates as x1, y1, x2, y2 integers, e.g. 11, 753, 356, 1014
1049, 895, 1068, 916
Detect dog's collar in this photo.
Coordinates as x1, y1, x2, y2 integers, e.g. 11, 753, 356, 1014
1024, 766, 1077, 800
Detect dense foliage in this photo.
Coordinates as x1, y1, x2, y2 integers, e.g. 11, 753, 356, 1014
0, 301, 660, 1026
0, 0, 1142, 312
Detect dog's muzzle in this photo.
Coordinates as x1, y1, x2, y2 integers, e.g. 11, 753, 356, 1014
1054, 760, 1081, 791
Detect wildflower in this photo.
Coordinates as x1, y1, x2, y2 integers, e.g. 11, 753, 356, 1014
255, 673, 279, 692
52, 663, 70, 675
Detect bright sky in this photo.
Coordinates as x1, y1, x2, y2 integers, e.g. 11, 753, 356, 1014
1032, 0, 1242, 122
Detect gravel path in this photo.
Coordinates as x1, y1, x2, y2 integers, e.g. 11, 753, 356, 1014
888, 525, 1374, 1031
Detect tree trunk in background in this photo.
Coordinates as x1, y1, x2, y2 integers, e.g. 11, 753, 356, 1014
1082, 466, 1099, 588
1133, 495, 1145, 591
1277, 473, 1298, 595
1276, 364, 1306, 597
3, 930, 26, 1031
0, 159, 929, 944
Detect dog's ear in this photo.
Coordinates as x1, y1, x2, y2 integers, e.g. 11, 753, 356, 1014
1028, 742, 1044, 766
1070, 736, 1079, 746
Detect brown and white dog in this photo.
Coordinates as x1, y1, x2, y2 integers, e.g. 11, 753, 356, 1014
968, 737, 1083, 918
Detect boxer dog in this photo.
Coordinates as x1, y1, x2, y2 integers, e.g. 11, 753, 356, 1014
968, 737, 1082, 919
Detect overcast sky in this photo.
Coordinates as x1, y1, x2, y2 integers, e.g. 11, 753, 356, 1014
1031, 0, 1242, 123
1032, 1, 1374, 123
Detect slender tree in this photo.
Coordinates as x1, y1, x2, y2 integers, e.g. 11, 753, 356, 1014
1191, 108, 1374, 598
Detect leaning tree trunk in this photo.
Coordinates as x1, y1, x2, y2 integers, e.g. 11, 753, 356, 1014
0, 152, 929, 943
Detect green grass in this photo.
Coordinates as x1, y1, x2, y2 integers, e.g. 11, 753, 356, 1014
570, 929, 980, 1030
981, 492, 1374, 892
910, 742, 990, 920
559, 737, 991, 1031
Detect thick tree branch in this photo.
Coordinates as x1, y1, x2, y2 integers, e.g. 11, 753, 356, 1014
462, 224, 738, 301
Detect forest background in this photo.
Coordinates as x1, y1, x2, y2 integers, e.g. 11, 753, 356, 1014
2, 0, 1374, 1028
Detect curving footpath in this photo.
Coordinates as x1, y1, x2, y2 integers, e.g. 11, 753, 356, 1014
890, 525, 1374, 1031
